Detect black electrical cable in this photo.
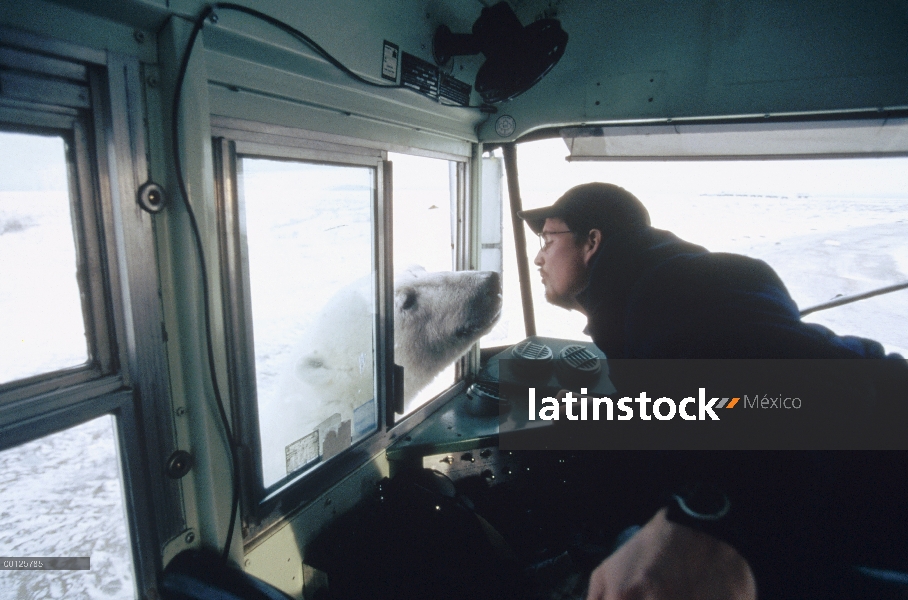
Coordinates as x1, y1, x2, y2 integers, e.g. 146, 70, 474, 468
206, 2, 494, 111
211, 3, 400, 90
171, 5, 241, 563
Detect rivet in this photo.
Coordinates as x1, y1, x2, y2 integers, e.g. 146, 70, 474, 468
166, 450, 193, 479
133, 30, 146, 44
138, 181, 167, 214
185, 531, 195, 544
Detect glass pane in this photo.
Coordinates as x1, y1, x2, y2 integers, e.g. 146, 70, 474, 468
0, 415, 135, 599
487, 152, 532, 348
239, 158, 376, 488
389, 153, 457, 417
514, 139, 908, 354
0, 131, 88, 384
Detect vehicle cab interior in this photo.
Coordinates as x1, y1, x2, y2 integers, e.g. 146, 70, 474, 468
0, 0, 906, 598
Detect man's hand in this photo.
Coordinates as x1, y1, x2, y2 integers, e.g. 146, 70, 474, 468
586, 508, 756, 600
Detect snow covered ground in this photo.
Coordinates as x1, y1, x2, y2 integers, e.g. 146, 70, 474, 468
0, 417, 134, 600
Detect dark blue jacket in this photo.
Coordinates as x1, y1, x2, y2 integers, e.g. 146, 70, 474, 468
576, 226, 900, 362
574, 227, 908, 598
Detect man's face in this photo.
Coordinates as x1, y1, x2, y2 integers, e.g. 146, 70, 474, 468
533, 218, 591, 311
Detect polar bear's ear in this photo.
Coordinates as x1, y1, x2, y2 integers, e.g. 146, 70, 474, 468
396, 287, 418, 311
296, 351, 328, 381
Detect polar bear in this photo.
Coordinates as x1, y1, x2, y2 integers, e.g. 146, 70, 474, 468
259, 266, 501, 485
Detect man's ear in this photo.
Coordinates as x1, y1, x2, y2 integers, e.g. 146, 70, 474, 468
583, 229, 602, 264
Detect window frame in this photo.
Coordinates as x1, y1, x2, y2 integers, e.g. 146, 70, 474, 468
505, 123, 908, 340
211, 117, 476, 539
0, 92, 111, 401
0, 28, 175, 596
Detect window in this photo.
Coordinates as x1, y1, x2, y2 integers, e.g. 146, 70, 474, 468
0, 132, 88, 384
0, 36, 168, 597
389, 152, 458, 416
213, 121, 485, 516
509, 138, 908, 354
237, 156, 378, 488
212, 125, 389, 499
0, 416, 134, 599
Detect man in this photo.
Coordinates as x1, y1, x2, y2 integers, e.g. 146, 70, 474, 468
518, 182, 908, 600
523, 182, 900, 362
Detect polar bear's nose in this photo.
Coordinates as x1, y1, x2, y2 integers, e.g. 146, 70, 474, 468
483, 271, 501, 295
480, 271, 503, 316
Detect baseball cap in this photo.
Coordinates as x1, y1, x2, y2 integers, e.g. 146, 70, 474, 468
518, 182, 651, 236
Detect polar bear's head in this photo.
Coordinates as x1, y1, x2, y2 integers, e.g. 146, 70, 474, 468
285, 266, 500, 413
393, 266, 501, 394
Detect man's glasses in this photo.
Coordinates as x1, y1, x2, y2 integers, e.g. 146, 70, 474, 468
537, 230, 572, 250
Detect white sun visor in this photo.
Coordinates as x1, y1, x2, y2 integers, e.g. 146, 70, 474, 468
562, 117, 908, 161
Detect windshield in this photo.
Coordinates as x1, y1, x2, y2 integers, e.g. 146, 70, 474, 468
494, 139, 908, 355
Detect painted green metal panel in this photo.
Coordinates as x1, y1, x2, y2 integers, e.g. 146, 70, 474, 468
13, 0, 908, 144
477, 0, 908, 140
0, 0, 159, 63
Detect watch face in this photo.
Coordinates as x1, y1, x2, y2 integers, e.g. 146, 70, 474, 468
495, 115, 516, 137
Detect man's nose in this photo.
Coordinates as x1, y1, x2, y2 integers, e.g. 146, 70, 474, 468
534, 248, 544, 266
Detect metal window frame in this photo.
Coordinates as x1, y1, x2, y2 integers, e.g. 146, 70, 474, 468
560, 116, 908, 161
509, 117, 908, 337
0, 29, 176, 598
211, 119, 478, 544
213, 127, 389, 532
0, 91, 109, 401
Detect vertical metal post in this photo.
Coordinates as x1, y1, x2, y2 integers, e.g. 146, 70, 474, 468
501, 143, 536, 337
380, 160, 402, 425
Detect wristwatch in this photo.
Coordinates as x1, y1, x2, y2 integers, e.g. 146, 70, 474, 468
664, 483, 733, 544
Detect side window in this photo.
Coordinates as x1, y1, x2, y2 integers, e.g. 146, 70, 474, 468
389, 152, 457, 417
0, 132, 88, 383
0, 128, 136, 600
239, 157, 377, 489
0, 416, 134, 598
215, 127, 486, 514
214, 131, 385, 493
0, 41, 163, 599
